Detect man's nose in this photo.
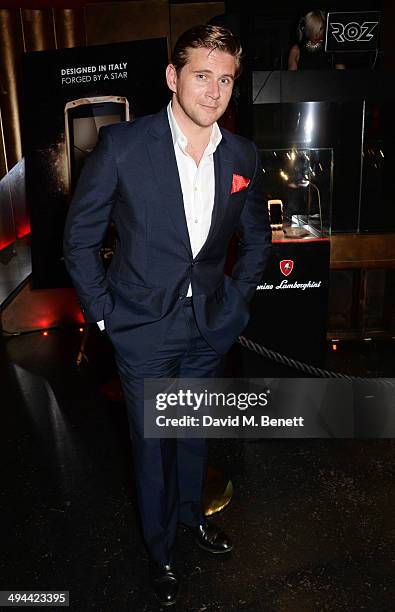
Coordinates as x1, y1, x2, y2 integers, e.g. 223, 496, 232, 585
206, 81, 220, 99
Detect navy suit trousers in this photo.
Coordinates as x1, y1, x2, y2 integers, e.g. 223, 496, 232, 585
112, 297, 223, 565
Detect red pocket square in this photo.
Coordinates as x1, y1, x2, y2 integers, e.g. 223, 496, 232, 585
231, 173, 250, 194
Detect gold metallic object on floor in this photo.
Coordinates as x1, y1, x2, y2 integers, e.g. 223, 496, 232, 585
203, 467, 233, 516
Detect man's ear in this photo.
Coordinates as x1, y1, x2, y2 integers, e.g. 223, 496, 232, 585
166, 64, 177, 93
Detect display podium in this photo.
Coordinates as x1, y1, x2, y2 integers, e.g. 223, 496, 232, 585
240, 148, 332, 376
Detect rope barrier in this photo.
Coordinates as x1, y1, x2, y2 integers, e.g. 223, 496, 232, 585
237, 335, 395, 388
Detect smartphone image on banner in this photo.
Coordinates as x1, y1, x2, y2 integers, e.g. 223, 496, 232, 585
64, 96, 130, 192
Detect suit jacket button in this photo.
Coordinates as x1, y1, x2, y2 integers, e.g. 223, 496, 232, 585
179, 294, 184, 300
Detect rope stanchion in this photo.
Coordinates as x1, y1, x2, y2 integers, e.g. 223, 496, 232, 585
237, 335, 395, 388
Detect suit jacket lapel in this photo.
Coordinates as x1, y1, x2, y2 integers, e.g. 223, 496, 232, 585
195, 140, 233, 260
146, 110, 234, 260
147, 109, 192, 256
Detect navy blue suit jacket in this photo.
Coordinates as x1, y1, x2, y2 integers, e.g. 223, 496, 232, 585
63, 108, 271, 362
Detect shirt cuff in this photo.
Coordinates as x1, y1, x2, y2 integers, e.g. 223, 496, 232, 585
97, 320, 105, 331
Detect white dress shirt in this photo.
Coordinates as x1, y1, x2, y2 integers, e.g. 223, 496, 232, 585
167, 101, 222, 296
97, 102, 221, 330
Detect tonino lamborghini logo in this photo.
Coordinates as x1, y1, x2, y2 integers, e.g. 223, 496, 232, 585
280, 260, 294, 277
330, 21, 378, 43
256, 280, 322, 291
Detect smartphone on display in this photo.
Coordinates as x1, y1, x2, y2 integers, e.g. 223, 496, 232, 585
267, 199, 283, 230
64, 96, 130, 192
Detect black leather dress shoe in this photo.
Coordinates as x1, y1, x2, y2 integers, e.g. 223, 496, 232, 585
149, 561, 179, 607
194, 521, 233, 554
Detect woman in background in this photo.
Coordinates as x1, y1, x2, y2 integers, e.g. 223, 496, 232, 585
288, 9, 345, 70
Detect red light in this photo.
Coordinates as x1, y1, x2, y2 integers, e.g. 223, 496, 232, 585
42, 331, 48, 336
0, 238, 14, 250
17, 225, 31, 239
79, 327, 84, 332
0, 228, 31, 251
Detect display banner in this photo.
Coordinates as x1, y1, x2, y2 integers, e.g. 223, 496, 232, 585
245, 239, 330, 371
144, 378, 395, 438
23, 39, 169, 289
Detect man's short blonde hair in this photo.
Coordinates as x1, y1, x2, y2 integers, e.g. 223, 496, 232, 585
171, 24, 243, 78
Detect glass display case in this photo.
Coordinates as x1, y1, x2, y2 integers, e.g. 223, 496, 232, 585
260, 147, 333, 239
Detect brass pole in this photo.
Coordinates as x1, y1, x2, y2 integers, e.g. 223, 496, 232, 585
21, 9, 55, 52
55, 8, 85, 50
0, 9, 22, 167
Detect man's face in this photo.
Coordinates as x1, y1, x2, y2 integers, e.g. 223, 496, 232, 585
166, 46, 236, 130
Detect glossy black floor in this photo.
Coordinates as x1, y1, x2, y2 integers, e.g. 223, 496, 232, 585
1, 328, 394, 611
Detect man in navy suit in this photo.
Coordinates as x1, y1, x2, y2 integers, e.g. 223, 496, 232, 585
63, 24, 271, 606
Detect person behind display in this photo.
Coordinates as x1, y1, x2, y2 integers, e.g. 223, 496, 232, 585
288, 9, 345, 70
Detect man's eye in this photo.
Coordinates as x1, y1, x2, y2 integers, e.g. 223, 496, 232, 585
197, 74, 207, 80
220, 78, 230, 85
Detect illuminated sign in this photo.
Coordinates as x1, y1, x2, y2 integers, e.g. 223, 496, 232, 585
325, 12, 380, 52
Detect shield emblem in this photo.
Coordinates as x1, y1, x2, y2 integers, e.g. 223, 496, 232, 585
280, 260, 294, 276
